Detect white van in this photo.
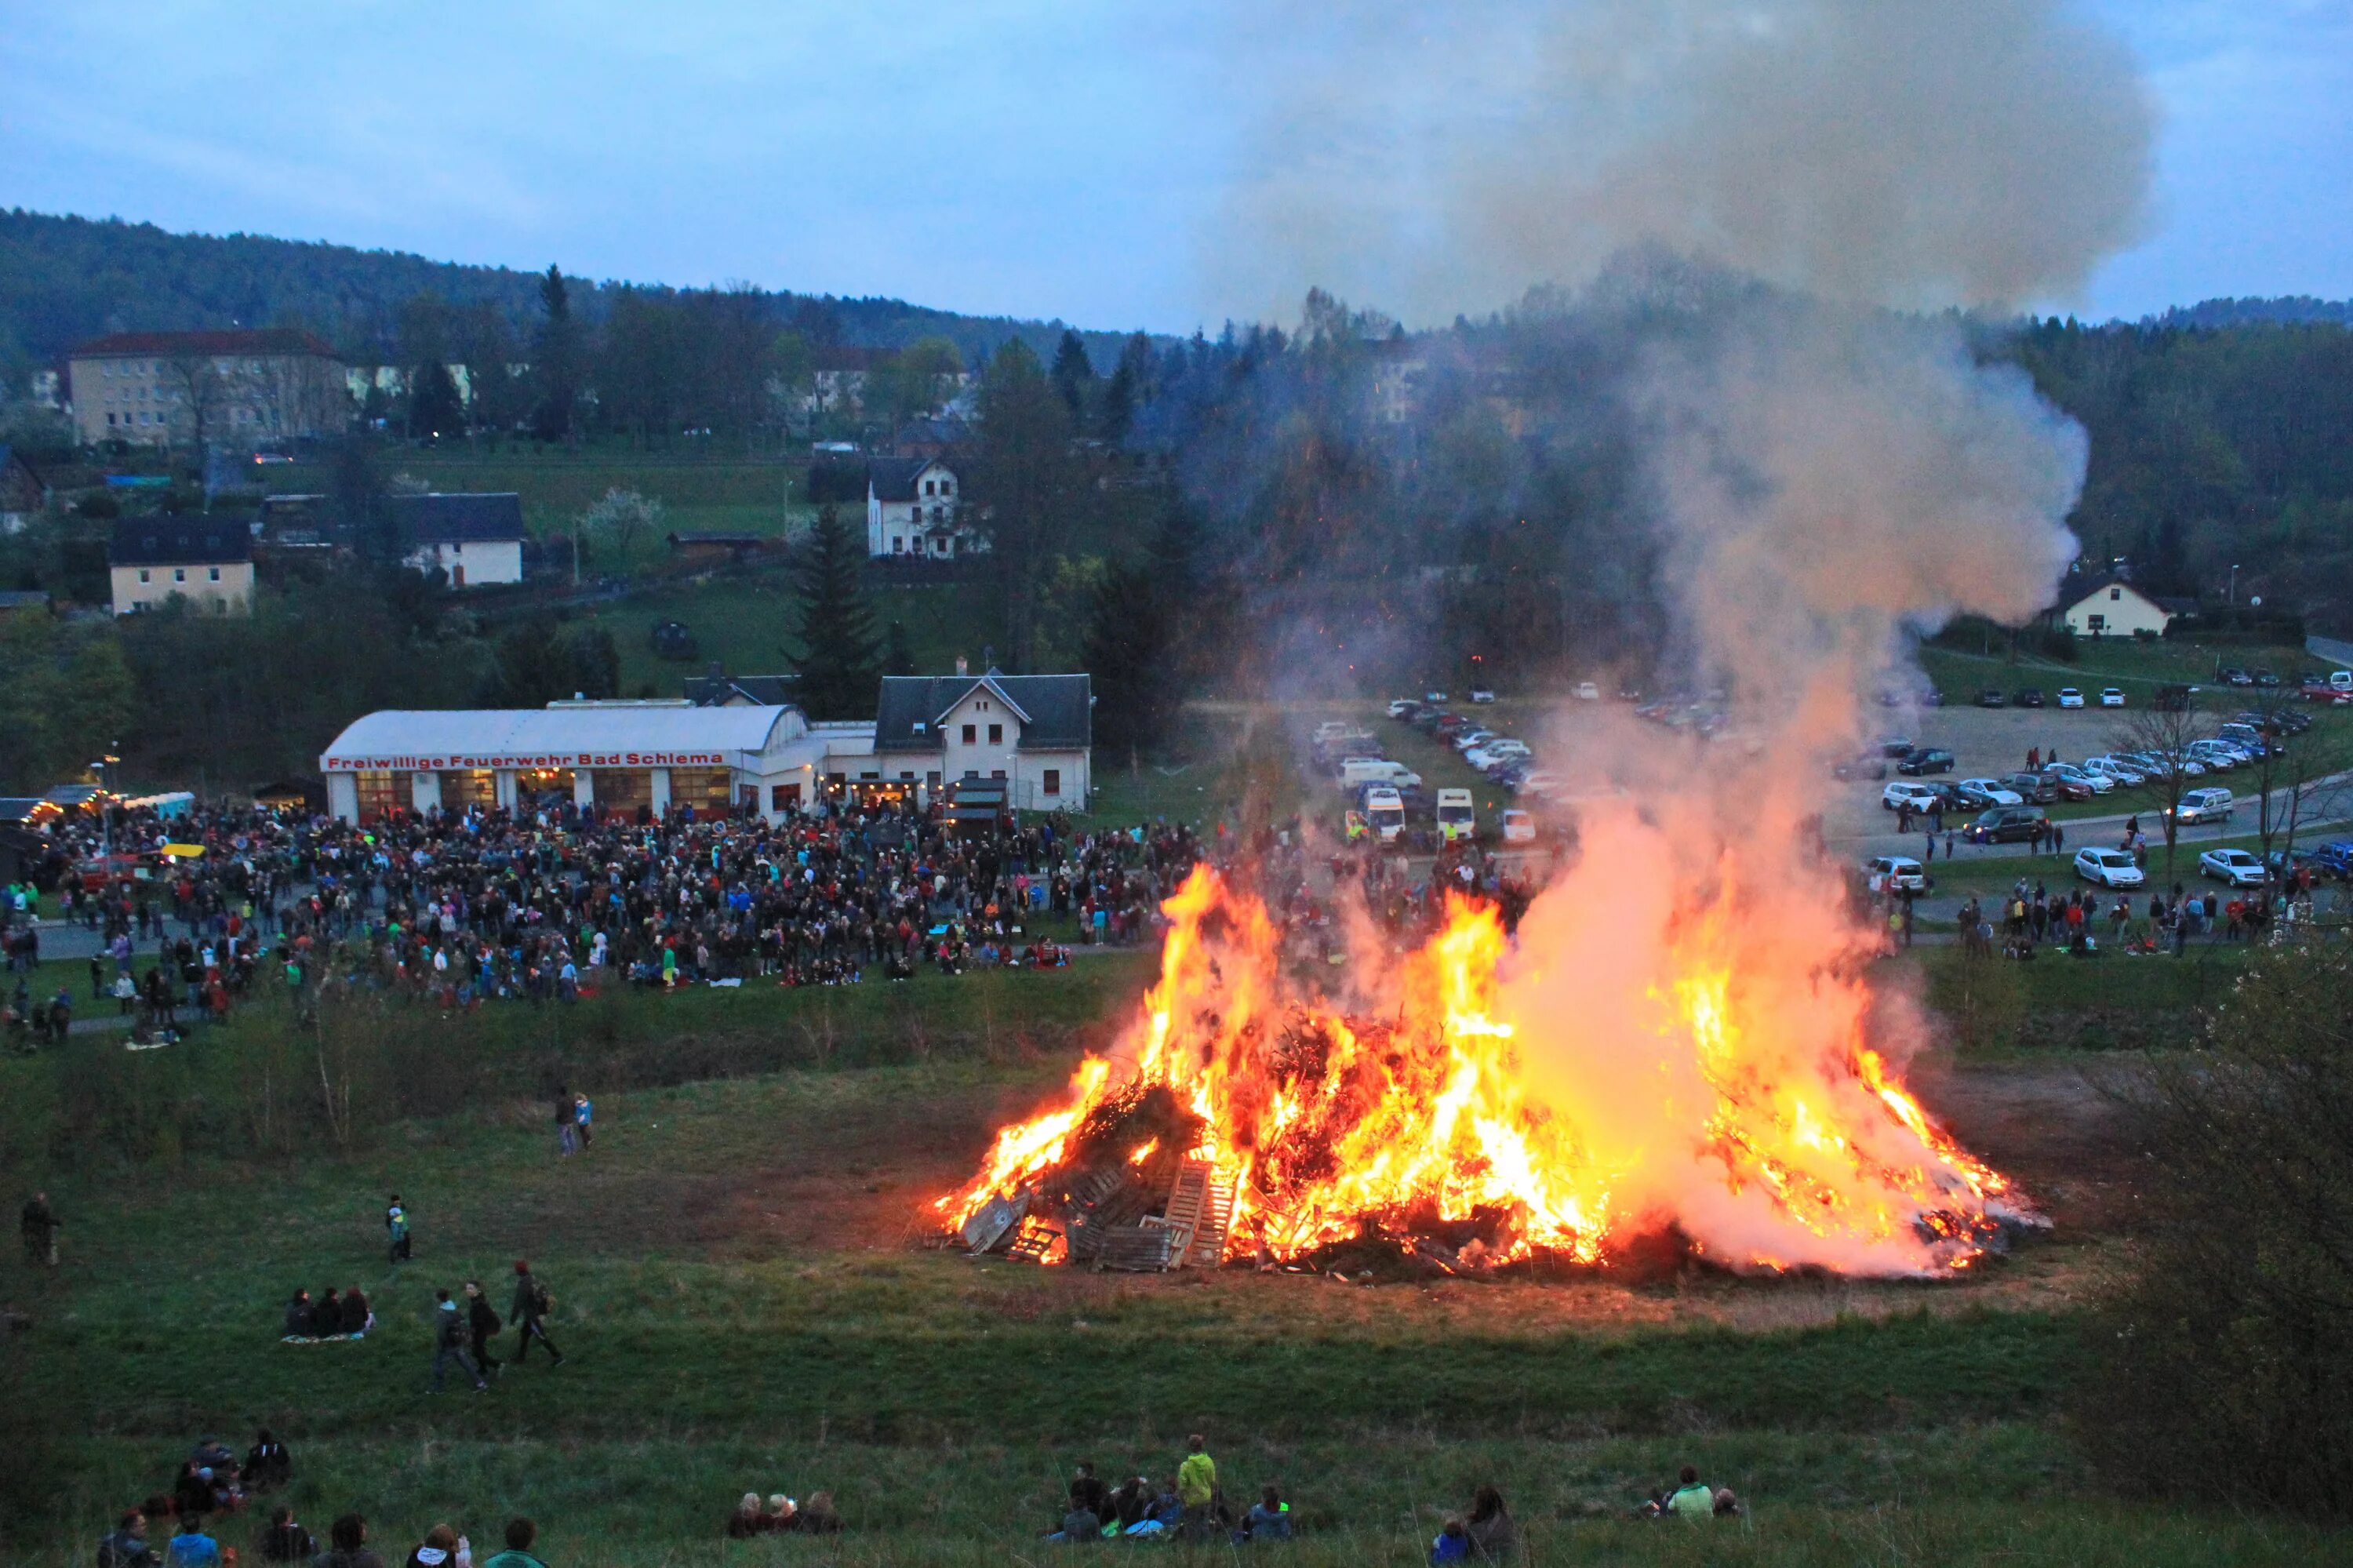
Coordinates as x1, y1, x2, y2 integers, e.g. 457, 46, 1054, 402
1364, 787, 1407, 843
1435, 788, 1475, 843
2334, 671, 2353, 693
1340, 758, 1420, 790
2167, 787, 2234, 826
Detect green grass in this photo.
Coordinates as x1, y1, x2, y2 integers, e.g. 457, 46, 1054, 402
1917, 636, 2314, 699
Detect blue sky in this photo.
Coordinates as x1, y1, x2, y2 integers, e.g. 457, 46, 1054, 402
2, 2, 2348, 333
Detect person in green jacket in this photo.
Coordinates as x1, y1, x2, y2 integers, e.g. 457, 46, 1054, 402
1666, 1465, 1715, 1519
1176, 1434, 1218, 1540
481, 1517, 547, 1568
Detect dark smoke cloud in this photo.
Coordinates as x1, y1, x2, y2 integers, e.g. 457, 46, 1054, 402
1210, 0, 2155, 322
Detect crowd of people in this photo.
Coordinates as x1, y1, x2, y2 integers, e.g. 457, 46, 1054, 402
100, 1492, 551, 1568
719, 1490, 846, 1537
1959, 876, 2293, 959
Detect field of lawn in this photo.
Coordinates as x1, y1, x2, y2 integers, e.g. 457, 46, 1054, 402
5, 885, 2349, 1563
1916, 636, 2315, 702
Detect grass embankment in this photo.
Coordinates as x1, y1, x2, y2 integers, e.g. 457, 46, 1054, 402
1896, 944, 2247, 1057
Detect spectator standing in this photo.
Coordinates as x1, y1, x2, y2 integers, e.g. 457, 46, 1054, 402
20, 1189, 59, 1266
508, 1260, 563, 1366
1176, 1434, 1218, 1540
428, 1290, 489, 1393
386, 1195, 412, 1262
573, 1093, 593, 1149
465, 1280, 503, 1378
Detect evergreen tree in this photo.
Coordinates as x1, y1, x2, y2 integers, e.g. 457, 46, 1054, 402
975, 340, 1076, 672
408, 361, 464, 438
1049, 329, 1097, 424
531, 264, 581, 447
789, 505, 882, 719
883, 618, 916, 677
1083, 505, 1198, 758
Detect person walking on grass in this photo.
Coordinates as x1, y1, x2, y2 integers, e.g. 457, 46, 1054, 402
509, 1260, 563, 1366
428, 1289, 488, 1393
465, 1280, 503, 1379
386, 1195, 412, 1264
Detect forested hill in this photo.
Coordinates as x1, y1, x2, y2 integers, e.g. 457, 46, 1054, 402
2150, 296, 2353, 329
0, 208, 1127, 373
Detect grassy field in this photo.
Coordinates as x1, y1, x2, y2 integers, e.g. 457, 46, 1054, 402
6, 845, 2348, 1560
1916, 637, 2316, 701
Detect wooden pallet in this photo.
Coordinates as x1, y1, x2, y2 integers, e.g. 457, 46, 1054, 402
1006, 1216, 1064, 1264
1090, 1224, 1177, 1272
1162, 1159, 1238, 1268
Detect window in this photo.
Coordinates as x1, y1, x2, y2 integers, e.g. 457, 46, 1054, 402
991, 769, 1006, 780
138, 569, 151, 584
893, 537, 905, 553
2109, 588, 2122, 602
1042, 769, 1060, 797
961, 724, 976, 744
769, 782, 802, 812
2088, 614, 2104, 631
107, 413, 116, 426
926, 771, 941, 791
208, 566, 220, 582
922, 479, 933, 496
173, 568, 186, 583
987, 723, 1003, 744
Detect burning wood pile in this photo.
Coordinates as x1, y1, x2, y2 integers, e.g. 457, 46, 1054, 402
941, 861, 2040, 1279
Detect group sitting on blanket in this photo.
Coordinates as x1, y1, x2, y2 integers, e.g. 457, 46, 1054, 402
281, 1283, 374, 1341
722, 1490, 845, 1537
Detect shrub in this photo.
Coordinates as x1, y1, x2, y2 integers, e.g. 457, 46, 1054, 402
2073, 942, 2353, 1517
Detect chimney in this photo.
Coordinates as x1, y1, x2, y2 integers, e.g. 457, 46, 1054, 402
955, 655, 969, 677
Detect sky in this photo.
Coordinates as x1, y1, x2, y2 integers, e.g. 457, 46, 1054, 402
2, 1, 2348, 335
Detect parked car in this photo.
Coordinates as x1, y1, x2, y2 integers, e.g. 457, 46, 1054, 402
1385, 698, 1420, 719
1877, 735, 1915, 757
2080, 755, 2147, 788
2166, 787, 2235, 826
1573, 681, 1601, 701
1955, 777, 2024, 809
1863, 855, 1928, 893
1500, 809, 1536, 845
2014, 688, 2046, 708
2302, 841, 2353, 879
651, 620, 699, 660
2198, 848, 2268, 887
1510, 771, 1564, 799
1896, 747, 1955, 776
2044, 762, 2111, 795
1963, 806, 2049, 845
1470, 689, 1497, 704
1424, 690, 1449, 704
2186, 740, 2243, 771
2099, 687, 2126, 707
1974, 689, 2006, 708
2254, 668, 2282, 688
2074, 848, 2145, 889
2003, 771, 2062, 805
1882, 780, 1945, 813
2221, 668, 2253, 687
2056, 687, 2084, 709
1833, 752, 1889, 781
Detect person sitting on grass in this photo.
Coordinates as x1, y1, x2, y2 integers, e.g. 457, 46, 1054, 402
1242, 1485, 1292, 1541
1666, 1466, 1715, 1519
1045, 1500, 1100, 1544
762, 1494, 798, 1533
245, 1429, 292, 1490
1465, 1486, 1514, 1559
165, 1513, 222, 1568
481, 1517, 547, 1568
726, 1493, 765, 1538
315, 1513, 385, 1568
97, 1508, 158, 1568
172, 1462, 213, 1520
1106, 1475, 1151, 1533
796, 1493, 842, 1535
1429, 1515, 1471, 1563
282, 1289, 318, 1338
1713, 1487, 1743, 1517
256, 1503, 314, 1561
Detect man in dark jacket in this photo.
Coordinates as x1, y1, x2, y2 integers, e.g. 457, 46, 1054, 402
340, 1284, 372, 1335
283, 1290, 317, 1338
20, 1190, 57, 1266
96, 1509, 158, 1567
507, 1261, 562, 1366
464, 1281, 502, 1377
428, 1290, 487, 1392
256, 1504, 315, 1562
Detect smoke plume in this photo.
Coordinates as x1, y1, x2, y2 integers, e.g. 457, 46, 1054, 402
1211, 0, 2154, 322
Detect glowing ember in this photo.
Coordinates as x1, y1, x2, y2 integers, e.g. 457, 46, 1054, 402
940, 857, 2033, 1277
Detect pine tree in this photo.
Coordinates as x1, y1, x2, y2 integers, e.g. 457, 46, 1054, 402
789, 505, 882, 719
532, 264, 580, 447
409, 361, 464, 438
1049, 329, 1097, 424
884, 619, 916, 677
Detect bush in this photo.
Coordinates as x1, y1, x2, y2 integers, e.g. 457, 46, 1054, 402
2073, 942, 2353, 1516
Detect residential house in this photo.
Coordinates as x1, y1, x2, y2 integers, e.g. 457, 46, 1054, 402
865, 670, 1090, 810
866, 457, 984, 558
2061, 576, 2194, 638
0, 444, 43, 532
892, 417, 975, 460
682, 670, 801, 707
0, 589, 53, 620
108, 518, 255, 616
67, 329, 347, 447
390, 493, 527, 586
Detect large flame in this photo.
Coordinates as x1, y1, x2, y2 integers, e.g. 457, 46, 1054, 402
941, 820, 2028, 1275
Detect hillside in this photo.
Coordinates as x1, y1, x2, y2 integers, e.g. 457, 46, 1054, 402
0, 208, 1136, 375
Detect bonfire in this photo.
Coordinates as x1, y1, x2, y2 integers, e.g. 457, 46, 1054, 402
939, 860, 2037, 1278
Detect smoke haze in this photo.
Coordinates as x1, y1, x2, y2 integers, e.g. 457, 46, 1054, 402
1211, 0, 2155, 323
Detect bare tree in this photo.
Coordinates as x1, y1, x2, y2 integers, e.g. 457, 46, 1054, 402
155, 351, 232, 462
2115, 700, 2213, 880
2249, 720, 2353, 875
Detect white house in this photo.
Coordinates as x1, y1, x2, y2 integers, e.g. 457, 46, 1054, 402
2062, 577, 2190, 638
863, 671, 1091, 810
108, 518, 255, 617
866, 457, 985, 558
391, 493, 527, 587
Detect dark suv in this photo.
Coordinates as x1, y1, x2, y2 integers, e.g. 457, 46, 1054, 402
2002, 772, 2060, 805
1897, 747, 1955, 776
1974, 689, 2006, 708
2013, 688, 2046, 708
1962, 805, 2049, 845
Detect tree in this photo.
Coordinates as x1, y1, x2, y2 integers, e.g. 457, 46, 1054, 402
883, 618, 916, 677
787, 505, 881, 719
577, 488, 664, 569
1082, 506, 1198, 760
531, 264, 582, 448
878, 337, 962, 429
1099, 331, 1156, 442
767, 329, 814, 438
479, 618, 617, 707
452, 302, 522, 446
974, 340, 1077, 672
1049, 329, 1097, 424
2075, 942, 2353, 1517
407, 360, 464, 439
155, 350, 231, 464
2115, 702, 2213, 879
